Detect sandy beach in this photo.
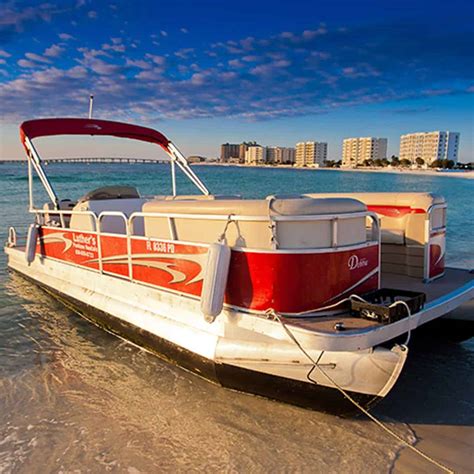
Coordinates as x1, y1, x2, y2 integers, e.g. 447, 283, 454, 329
194, 162, 474, 179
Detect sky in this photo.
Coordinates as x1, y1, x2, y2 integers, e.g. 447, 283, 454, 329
0, 0, 473, 161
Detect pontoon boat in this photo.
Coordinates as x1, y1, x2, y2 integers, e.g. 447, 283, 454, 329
5, 118, 473, 413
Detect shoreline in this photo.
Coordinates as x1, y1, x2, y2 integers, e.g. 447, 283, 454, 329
193, 162, 474, 179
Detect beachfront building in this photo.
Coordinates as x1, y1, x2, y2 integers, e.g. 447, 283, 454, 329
221, 141, 259, 163
295, 141, 327, 167
399, 131, 460, 165
220, 143, 240, 163
342, 137, 388, 167
266, 147, 296, 164
187, 155, 207, 163
245, 145, 267, 165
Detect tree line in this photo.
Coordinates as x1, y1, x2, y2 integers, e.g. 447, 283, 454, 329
324, 156, 472, 169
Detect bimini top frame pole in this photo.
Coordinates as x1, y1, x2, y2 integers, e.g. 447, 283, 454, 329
20, 117, 210, 208
24, 136, 59, 210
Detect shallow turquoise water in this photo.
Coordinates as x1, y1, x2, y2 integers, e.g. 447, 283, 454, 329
0, 163, 473, 472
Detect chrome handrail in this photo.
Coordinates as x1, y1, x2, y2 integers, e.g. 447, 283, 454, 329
30, 206, 381, 284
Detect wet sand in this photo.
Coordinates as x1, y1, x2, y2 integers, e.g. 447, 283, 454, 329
377, 337, 474, 474
394, 424, 473, 473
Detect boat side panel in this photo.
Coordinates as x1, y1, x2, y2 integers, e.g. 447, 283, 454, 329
36, 226, 379, 313
226, 245, 379, 312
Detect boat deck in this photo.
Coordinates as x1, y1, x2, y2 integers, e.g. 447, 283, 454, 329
286, 267, 473, 335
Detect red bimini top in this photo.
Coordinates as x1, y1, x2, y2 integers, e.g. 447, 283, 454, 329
20, 118, 171, 154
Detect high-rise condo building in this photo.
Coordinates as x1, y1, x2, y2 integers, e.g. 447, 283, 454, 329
295, 141, 328, 167
342, 137, 387, 167
245, 146, 267, 165
220, 143, 240, 162
221, 142, 259, 163
399, 131, 460, 165
266, 147, 296, 164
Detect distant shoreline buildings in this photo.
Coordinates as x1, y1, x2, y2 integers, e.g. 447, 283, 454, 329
295, 141, 327, 167
220, 130, 461, 168
342, 137, 387, 167
399, 131, 460, 165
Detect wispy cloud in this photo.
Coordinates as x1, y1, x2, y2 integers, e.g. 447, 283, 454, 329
1, 20, 473, 123
44, 44, 64, 57
58, 32, 74, 41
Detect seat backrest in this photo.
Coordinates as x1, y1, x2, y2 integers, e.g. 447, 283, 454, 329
305, 193, 447, 280
305, 192, 446, 245
43, 200, 77, 227
70, 198, 148, 234
142, 196, 367, 249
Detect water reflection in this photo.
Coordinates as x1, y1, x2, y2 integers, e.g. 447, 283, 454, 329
1, 273, 412, 473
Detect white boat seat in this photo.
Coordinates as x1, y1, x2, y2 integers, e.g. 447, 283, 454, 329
380, 229, 405, 245
306, 192, 447, 280
150, 194, 242, 201
70, 198, 148, 234
143, 196, 367, 249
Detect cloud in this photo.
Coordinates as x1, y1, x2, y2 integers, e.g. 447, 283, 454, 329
126, 58, 152, 69
0, 49, 11, 58
391, 107, 432, 114
145, 54, 166, 66
136, 67, 164, 81
228, 59, 244, 68
88, 10, 97, 19
102, 42, 126, 53
160, 30, 168, 37
174, 48, 194, 59
180, 27, 188, 34
25, 52, 51, 63
0, 2, 58, 33
17, 59, 36, 68
88, 58, 121, 75
1, 21, 473, 123
58, 33, 74, 41
44, 44, 64, 57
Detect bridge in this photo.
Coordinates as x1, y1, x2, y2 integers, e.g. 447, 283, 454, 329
0, 157, 169, 164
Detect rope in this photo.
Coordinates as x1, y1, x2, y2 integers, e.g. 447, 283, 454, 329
266, 196, 279, 249
218, 214, 235, 243
266, 308, 454, 474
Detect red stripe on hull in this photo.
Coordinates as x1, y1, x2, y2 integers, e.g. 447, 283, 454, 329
367, 205, 425, 217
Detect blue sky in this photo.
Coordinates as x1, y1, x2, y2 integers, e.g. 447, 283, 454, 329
0, 0, 473, 161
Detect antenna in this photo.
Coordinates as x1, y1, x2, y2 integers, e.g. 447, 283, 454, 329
88, 94, 94, 119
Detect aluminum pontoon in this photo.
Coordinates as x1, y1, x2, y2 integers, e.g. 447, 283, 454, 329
5, 118, 473, 413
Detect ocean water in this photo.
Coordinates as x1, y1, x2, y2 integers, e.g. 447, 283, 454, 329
0, 162, 473, 473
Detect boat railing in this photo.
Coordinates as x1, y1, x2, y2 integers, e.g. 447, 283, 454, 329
128, 210, 380, 250
25, 207, 380, 284
423, 203, 447, 282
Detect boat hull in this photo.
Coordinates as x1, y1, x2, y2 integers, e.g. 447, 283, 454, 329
6, 246, 408, 414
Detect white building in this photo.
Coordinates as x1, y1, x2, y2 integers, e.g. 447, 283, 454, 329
245, 145, 267, 165
399, 131, 460, 165
295, 141, 327, 167
267, 147, 296, 164
342, 137, 387, 167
